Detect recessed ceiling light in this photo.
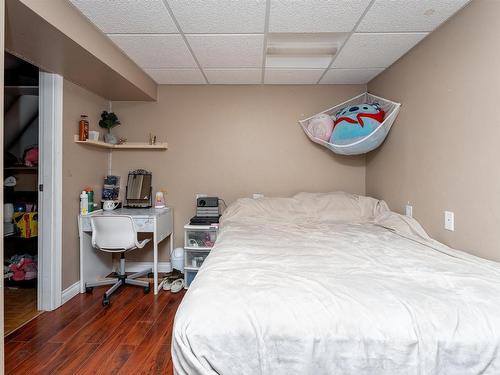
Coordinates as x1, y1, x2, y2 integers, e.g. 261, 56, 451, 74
266, 33, 347, 57
265, 33, 348, 69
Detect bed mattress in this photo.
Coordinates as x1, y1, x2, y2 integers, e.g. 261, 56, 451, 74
172, 192, 500, 374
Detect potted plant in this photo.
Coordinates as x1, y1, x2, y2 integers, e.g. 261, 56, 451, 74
99, 111, 121, 144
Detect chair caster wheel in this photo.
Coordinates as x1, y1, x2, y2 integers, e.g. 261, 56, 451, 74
102, 297, 110, 306
85, 286, 93, 293
144, 286, 150, 294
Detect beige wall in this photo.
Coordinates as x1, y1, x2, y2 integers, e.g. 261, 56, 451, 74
62, 80, 108, 289
366, 0, 500, 261
111, 85, 366, 259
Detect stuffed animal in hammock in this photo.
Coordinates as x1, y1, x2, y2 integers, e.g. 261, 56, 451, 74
307, 113, 334, 141
330, 103, 385, 145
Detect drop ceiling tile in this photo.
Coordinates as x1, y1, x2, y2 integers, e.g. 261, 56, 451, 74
70, 0, 177, 33
357, 0, 470, 32
264, 69, 324, 84
332, 33, 427, 68
145, 69, 206, 84
109, 35, 197, 69
168, 0, 267, 33
187, 34, 264, 68
320, 68, 384, 84
269, 0, 371, 32
205, 69, 262, 84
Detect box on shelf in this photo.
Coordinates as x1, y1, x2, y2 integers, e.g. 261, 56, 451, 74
13, 212, 38, 238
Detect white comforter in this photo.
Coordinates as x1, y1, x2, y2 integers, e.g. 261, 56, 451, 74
173, 193, 500, 375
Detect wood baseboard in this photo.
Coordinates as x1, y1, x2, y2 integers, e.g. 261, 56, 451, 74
61, 281, 81, 305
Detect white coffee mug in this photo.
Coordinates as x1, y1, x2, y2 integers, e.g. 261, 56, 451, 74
102, 200, 119, 211
88, 131, 100, 141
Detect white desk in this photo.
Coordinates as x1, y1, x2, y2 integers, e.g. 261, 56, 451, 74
78, 207, 173, 295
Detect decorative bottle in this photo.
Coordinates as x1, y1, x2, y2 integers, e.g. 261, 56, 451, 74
79, 115, 89, 141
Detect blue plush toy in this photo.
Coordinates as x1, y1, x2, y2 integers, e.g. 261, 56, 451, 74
330, 103, 385, 145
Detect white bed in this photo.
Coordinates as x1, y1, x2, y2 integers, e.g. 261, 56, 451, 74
172, 192, 500, 375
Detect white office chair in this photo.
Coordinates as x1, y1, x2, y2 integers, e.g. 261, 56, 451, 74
86, 215, 152, 306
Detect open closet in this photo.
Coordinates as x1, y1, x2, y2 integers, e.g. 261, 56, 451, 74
3, 52, 39, 335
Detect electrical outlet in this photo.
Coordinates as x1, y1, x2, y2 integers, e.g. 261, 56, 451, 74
253, 193, 264, 199
444, 211, 455, 231
195, 193, 207, 199
405, 204, 413, 218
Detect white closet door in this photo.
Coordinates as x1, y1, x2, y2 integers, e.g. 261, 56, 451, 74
38, 72, 63, 311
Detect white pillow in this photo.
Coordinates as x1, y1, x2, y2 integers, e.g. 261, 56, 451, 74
221, 192, 389, 224
293, 191, 389, 222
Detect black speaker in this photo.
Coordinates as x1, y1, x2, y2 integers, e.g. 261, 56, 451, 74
197, 197, 219, 207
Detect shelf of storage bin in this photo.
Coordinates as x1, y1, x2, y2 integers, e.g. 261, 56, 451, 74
184, 224, 218, 289
184, 225, 218, 248
185, 248, 211, 270
184, 266, 202, 271
73, 135, 167, 150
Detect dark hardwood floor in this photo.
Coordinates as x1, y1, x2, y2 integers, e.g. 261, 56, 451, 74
4, 287, 41, 336
5, 285, 185, 374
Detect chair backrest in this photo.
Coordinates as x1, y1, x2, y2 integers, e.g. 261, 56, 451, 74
90, 215, 137, 251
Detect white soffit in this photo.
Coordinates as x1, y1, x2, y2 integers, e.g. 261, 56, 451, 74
320, 68, 384, 84
357, 0, 471, 32
205, 69, 262, 84
70, 0, 178, 34
168, 0, 267, 33
70, 0, 472, 84
109, 34, 197, 69
145, 69, 206, 84
332, 33, 428, 69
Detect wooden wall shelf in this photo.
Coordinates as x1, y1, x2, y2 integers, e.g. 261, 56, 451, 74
73, 135, 167, 150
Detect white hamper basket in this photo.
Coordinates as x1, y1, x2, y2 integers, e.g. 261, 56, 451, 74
299, 92, 401, 155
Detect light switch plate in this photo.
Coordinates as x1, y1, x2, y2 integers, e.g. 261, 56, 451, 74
444, 211, 455, 231
253, 193, 264, 199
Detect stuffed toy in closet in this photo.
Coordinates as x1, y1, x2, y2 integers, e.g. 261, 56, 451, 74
307, 113, 334, 141
330, 103, 385, 145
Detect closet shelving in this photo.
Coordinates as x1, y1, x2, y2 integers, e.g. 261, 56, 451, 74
4, 166, 37, 173
4, 85, 38, 96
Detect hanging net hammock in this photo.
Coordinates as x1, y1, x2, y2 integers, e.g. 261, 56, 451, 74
299, 92, 401, 156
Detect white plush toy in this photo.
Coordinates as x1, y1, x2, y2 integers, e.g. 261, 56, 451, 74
307, 113, 334, 141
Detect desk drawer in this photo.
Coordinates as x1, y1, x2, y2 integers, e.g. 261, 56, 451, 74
134, 218, 154, 232
80, 216, 154, 233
